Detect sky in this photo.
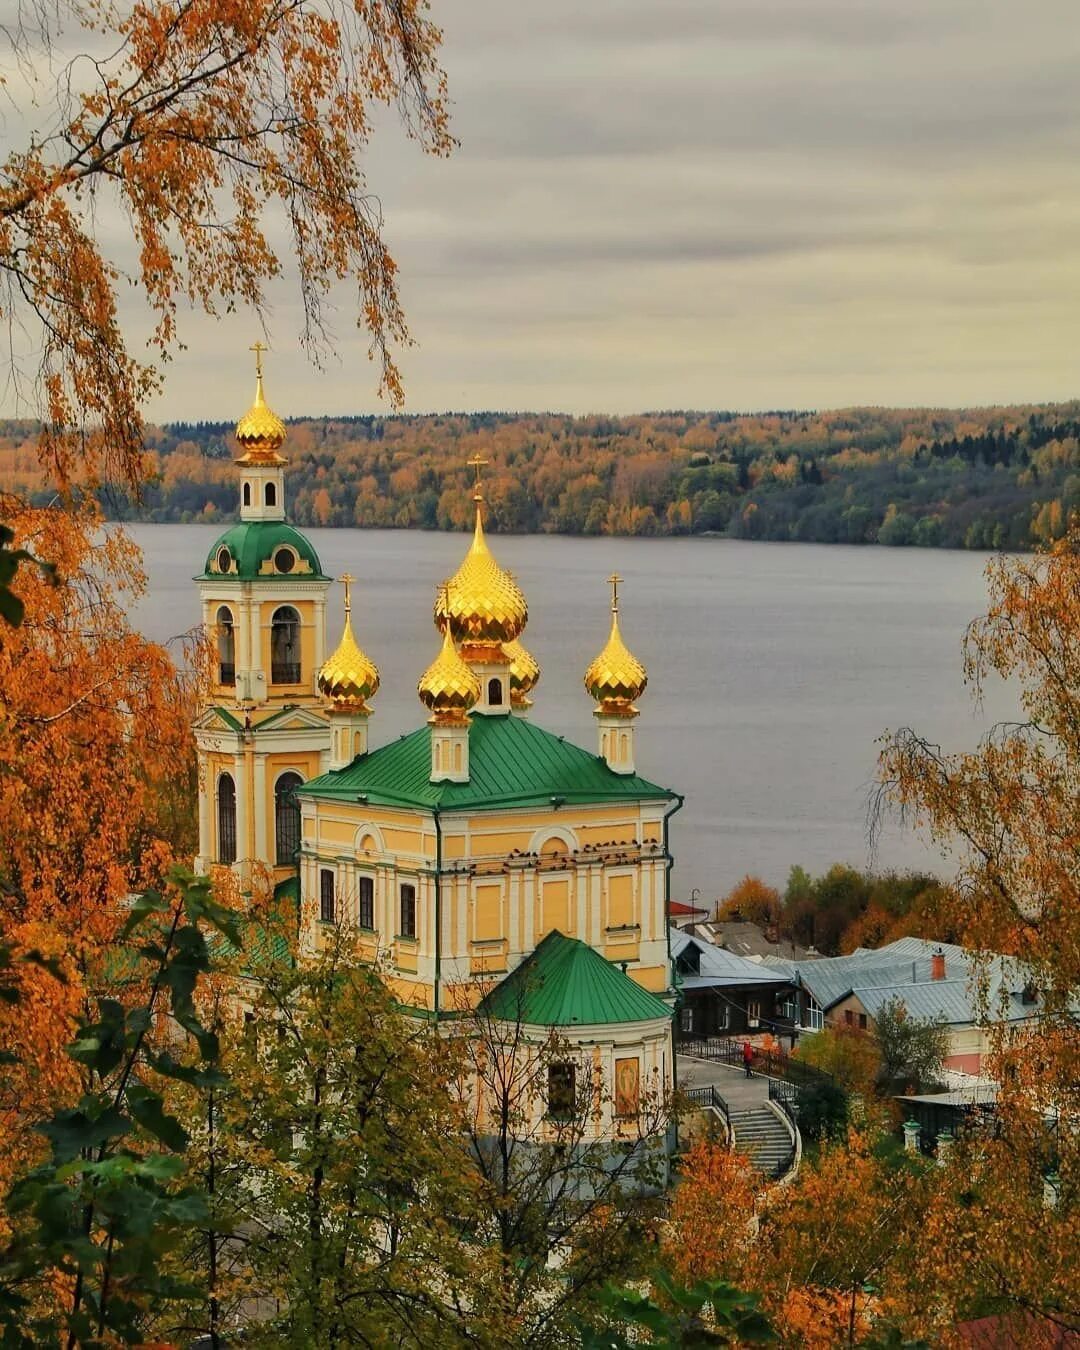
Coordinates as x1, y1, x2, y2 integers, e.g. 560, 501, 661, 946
14, 0, 1080, 418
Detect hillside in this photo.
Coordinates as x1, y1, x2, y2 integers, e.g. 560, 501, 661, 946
4, 401, 1080, 547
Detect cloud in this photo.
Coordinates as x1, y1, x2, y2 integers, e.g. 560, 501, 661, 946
5, 0, 1080, 419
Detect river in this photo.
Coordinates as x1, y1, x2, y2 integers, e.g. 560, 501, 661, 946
124, 525, 1017, 905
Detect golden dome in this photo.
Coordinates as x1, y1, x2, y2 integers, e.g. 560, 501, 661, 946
418, 627, 481, 722
318, 575, 379, 710
435, 497, 527, 649
584, 574, 647, 711
235, 348, 287, 462
503, 637, 540, 705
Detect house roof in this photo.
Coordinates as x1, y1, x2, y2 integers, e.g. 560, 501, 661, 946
296, 711, 677, 813
670, 901, 710, 918
690, 920, 818, 962
671, 930, 791, 986
478, 929, 672, 1027
776, 937, 1037, 1028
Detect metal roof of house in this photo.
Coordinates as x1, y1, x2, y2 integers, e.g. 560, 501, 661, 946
671, 930, 790, 986
478, 929, 672, 1027
779, 937, 1036, 1028
296, 712, 676, 813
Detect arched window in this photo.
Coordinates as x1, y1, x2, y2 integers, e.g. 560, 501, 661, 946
487, 678, 503, 707
242, 482, 251, 506
265, 482, 277, 507
217, 773, 236, 864
275, 771, 303, 864
216, 606, 235, 685
271, 606, 301, 684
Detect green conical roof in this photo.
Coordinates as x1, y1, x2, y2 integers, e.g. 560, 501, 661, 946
479, 930, 672, 1026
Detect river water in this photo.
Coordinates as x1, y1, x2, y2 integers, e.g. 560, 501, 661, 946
124, 525, 1016, 905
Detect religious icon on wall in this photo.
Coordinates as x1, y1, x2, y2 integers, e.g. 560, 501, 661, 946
614, 1056, 640, 1118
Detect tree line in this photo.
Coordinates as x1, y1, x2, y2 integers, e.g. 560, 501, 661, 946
6, 404, 1080, 549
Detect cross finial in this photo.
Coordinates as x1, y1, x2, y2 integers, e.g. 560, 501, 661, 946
608, 573, 622, 614
467, 454, 488, 499
250, 341, 267, 379
339, 572, 355, 614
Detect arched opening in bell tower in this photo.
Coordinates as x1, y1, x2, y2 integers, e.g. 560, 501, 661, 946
216, 606, 235, 685
271, 606, 301, 684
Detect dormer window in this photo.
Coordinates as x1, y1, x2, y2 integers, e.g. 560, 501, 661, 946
274, 547, 296, 574
216, 546, 231, 573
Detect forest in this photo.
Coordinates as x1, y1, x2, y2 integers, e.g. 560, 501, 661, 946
4, 401, 1080, 548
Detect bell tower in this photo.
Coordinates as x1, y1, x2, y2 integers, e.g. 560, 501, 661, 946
192, 349, 333, 884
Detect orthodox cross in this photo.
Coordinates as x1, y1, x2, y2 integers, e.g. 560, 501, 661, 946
608, 572, 623, 613
340, 572, 355, 614
250, 341, 267, 378
467, 453, 488, 491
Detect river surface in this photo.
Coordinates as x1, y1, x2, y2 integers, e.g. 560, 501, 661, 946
124, 525, 1017, 904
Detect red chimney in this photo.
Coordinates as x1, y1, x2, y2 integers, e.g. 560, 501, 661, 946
931, 949, 946, 981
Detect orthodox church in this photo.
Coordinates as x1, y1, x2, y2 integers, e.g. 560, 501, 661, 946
193, 354, 682, 1142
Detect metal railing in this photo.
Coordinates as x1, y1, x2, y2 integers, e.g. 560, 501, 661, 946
681, 1084, 732, 1143
271, 661, 301, 685
766, 1082, 800, 1178
682, 1035, 834, 1094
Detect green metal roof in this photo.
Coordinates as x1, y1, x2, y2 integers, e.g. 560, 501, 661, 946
198, 521, 327, 582
479, 930, 672, 1026
295, 712, 676, 811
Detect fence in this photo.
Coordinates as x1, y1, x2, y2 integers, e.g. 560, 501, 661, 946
682, 1035, 835, 1101
680, 1084, 732, 1142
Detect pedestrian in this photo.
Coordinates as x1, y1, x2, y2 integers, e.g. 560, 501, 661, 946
742, 1039, 753, 1079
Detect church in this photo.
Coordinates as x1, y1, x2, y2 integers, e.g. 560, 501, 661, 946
192, 354, 682, 1147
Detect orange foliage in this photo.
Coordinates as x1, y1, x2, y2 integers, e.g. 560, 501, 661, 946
662, 1140, 758, 1287
0, 0, 450, 494
714, 874, 781, 927
0, 499, 198, 1195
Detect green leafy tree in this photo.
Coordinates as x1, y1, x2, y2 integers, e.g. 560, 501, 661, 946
872, 999, 948, 1095
0, 868, 239, 1348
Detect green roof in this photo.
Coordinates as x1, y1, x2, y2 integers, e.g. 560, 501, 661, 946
295, 712, 676, 811
479, 930, 672, 1026
198, 521, 327, 582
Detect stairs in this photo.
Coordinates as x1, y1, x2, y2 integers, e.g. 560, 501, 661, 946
729, 1104, 795, 1179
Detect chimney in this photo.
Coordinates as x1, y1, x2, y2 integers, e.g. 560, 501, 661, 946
931, 949, 946, 981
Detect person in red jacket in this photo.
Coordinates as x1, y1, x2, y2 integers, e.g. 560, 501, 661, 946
742, 1039, 753, 1078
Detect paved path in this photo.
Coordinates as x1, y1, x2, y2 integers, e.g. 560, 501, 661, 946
678, 1055, 773, 1112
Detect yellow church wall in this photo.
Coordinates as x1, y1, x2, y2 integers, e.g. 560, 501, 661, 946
630, 964, 669, 994
384, 974, 433, 1011
538, 877, 572, 939
473, 883, 503, 942
606, 873, 635, 929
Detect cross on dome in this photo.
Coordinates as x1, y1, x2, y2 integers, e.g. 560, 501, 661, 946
608, 572, 623, 613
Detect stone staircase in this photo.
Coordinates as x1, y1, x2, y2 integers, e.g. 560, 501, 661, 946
729, 1104, 795, 1179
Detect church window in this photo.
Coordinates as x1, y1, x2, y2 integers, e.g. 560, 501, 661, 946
243, 482, 251, 506
273, 547, 294, 573
619, 733, 629, 761
399, 882, 417, 939
487, 678, 503, 706
271, 606, 301, 683
265, 482, 277, 508
547, 1063, 575, 1121
217, 773, 236, 864
453, 742, 463, 772
358, 875, 374, 930
216, 547, 231, 573
274, 772, 303, 864
216, 606, 235, 685
319, 869, 335, 924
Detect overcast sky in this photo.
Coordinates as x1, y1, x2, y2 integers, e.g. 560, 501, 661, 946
34, 1, 1080, 417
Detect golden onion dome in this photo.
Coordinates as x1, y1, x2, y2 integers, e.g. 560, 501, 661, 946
435, 498, 527, 648
503, 637, 540, 704
235, 350, 287, 461
584, 574, 647, 711
418, 627, 481, 721
318, 575, 379, 709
